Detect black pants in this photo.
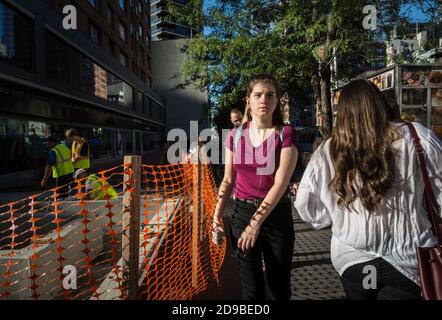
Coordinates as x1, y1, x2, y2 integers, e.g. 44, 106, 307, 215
56, 174, 74, 199
230, 197, 294, 300
340, 258, 421, 300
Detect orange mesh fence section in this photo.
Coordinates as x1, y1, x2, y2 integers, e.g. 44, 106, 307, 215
0, 162, 225, 300
139, 164, 225, 300
0, 165, 126, 300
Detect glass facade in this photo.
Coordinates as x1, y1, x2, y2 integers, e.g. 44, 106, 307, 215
0, 1, 35, 71
118, 0, 126, 12
119, 50, 128, 67
0, 117, 162, 175
107, 72, 133, 108
89, 21, 100, 44
107, 6, 114, 27
0, 119, 48, 175
45, 31, 70, 83
0, 3, 166, 177
43, 30, 163, 116
119, 21, 127, 41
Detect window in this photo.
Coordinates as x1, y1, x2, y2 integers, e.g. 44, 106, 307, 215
137, 91, 143, 111
139, 24, 143, 38
107, 6, 114, 27
175, 25, 191, 37
89, 128, 113, 159
109, 39, 116, 56
142, 132, 151, 152
0, 1, 35, 71
139, 46, 145, 65
80, 56, 108, 100
0, 119, 48, 175
119, 21, 127, 41
93, 64, 108, 99
148, 98, 152, 116
45, 31, 70, 83
89, 22, 100, 44
132, 61, 137, 75
122, 131, 133, 154
107, 73, 133, 108
119, 50, 128, 67
88, 0, 97, 7
135, 131, 141, 153
118, 0, 126, 12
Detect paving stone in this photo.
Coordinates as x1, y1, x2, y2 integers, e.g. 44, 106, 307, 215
291, 211, 346, 300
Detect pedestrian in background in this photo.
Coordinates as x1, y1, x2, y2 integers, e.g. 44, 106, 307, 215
294, 79, 442, 300
213, 74, 298, 300
65, 128, 90, 172
230, 108, 243, 128
40, 136, 75, 198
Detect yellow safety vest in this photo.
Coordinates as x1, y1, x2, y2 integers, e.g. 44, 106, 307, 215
86, 174, 118, 200
72, 138, 90, 169
51, 144, 75, 178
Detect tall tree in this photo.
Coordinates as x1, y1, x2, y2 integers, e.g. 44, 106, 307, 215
167, 0, 422, 135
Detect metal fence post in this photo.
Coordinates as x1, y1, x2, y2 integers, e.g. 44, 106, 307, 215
122, 155, 141, 299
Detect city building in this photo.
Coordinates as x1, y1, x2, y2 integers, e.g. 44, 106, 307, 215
151, 38, 208, 137
384, 21, 442, 65
150, 0, 198, 41
0, 0, 167, 189
386, 30, 427, 65
368, 42, 387, 70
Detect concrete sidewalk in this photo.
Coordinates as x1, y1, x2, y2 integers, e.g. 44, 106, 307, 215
291, 204, 345, 300
207, 197, 346, 300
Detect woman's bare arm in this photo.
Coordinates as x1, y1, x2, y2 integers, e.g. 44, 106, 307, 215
212, 147, 236, 233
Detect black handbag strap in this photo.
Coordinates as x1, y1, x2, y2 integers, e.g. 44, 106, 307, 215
406, 122, 442, 246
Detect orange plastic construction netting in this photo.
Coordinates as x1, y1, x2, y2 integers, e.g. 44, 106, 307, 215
0, 162, 225, 300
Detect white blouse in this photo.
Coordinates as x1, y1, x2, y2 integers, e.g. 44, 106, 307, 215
294, 122, 442, 284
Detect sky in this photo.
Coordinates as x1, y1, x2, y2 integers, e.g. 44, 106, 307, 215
401, 3, 434, 22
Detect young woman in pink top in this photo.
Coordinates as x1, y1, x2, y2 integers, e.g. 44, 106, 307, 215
213, 74, 299, 299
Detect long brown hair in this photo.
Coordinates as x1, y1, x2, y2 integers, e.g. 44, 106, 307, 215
330, 79, 401, 213
242, 74, 285, 131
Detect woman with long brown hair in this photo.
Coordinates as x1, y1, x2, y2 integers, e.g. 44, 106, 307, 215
213, 74, 298, 299
295, 79, 442, 300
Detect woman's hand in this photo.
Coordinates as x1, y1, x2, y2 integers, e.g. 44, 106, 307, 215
237, 224, 260, 252
212, 215, 224, 245
290, 182, 300, 195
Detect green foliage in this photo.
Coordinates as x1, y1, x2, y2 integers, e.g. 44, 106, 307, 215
167, 0, 434, 130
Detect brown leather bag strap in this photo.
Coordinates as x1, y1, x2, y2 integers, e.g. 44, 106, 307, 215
406, 122, 442, 245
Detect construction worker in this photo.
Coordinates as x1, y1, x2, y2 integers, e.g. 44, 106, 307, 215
73, 168, 117, 200
41, 136, 75, 198
65, 128, 90, 171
